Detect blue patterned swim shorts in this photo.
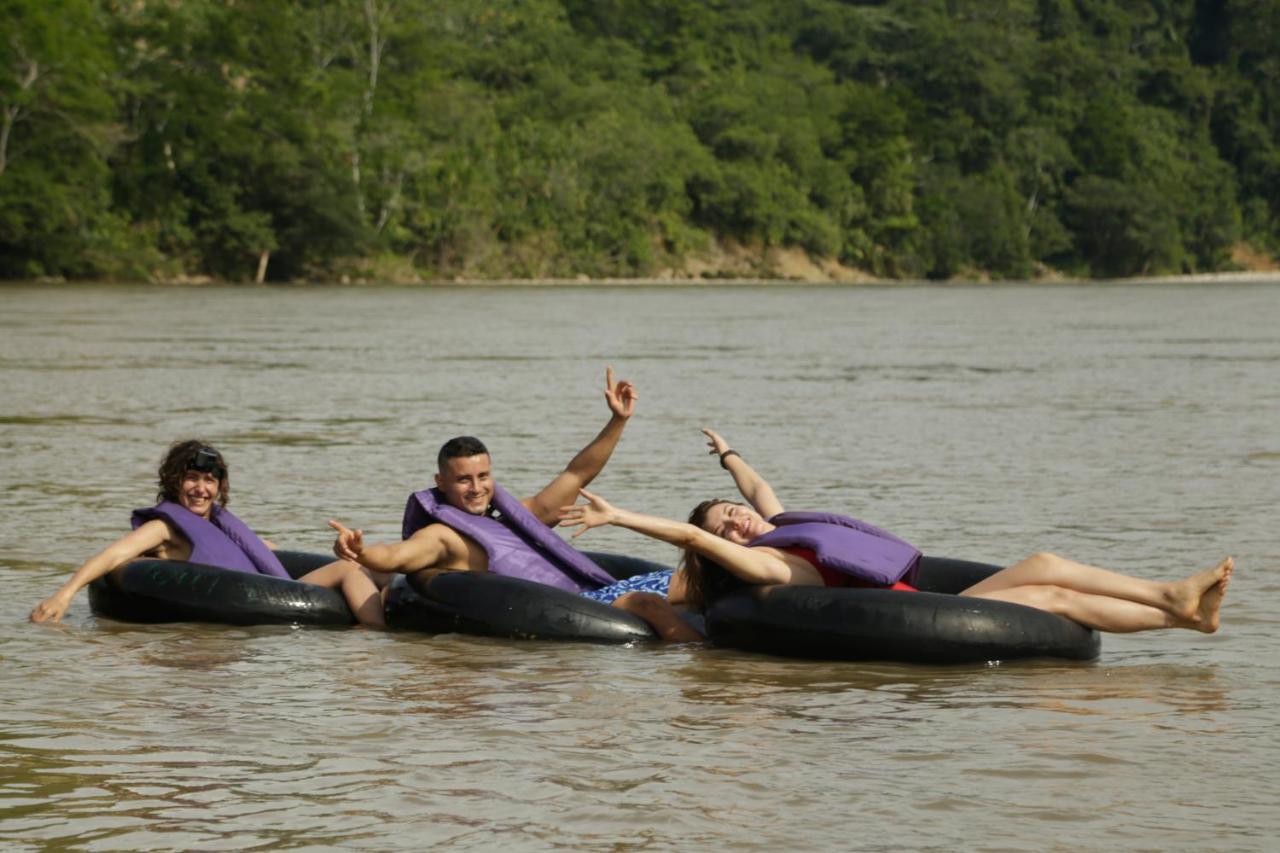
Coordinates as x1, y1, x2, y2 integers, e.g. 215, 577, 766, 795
581, 569, 673, 604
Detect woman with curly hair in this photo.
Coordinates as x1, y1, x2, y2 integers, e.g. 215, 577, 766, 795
30, 440, 385, 627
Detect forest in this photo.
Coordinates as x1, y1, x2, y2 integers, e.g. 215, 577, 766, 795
2, 0, 1278, 282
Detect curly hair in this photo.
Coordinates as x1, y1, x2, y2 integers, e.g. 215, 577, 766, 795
156, 439, 230, 506
679, 498, 748, 610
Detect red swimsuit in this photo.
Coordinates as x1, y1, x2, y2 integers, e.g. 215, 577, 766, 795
783, 547, 918, 591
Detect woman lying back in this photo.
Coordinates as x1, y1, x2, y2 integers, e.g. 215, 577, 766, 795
559, 429, 1232, 634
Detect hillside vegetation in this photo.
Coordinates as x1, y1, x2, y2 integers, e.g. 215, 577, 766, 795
2, 0, 1278, 282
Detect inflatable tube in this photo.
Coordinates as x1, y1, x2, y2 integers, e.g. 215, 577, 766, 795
87, 550, 355, 627
383, 551, 683, 643
705, 556, 1101, 664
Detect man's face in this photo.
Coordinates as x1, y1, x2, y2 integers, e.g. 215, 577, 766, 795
435, 454, 494, 515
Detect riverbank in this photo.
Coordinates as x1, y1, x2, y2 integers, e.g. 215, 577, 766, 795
394, 270, 1280, 287
12, 270, 1280, 288
325, 238, 1280, 285
8, 241, 1278, 288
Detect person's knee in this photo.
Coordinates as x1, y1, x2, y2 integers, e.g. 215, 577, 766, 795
1027, 552, 1063, 570
342, 565, 379, 594
357, 565, 384, 585
614, 591, 663, 616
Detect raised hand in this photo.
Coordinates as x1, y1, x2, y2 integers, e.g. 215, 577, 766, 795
702, 427, 731, 457
328, 519, 365, 563
603, 366, 638, 419
558, 488, 619, 539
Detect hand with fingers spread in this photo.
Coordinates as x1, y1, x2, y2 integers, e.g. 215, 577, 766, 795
702, 427, 731, 457
328, 519, 366, 563
558, 488, 620, 539
603, 366, 638, 419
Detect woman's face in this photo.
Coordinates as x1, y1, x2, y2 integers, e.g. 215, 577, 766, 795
701, 502, 766, 546
177, 469, 222, 519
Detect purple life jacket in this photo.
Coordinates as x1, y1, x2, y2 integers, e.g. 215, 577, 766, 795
131, 501, 291, 579
749, 511, 922, 587
401, 483, 617, 593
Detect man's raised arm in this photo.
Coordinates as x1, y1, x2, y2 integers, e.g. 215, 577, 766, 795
524, 366, 637, 525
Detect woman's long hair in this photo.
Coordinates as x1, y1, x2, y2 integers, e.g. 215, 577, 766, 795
680, 499, 748, 610
156, 439, 230, 506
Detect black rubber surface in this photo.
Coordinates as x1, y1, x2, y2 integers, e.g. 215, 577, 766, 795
87, 550, 354, 626
704, 555, 1101, 663
382, 558, 658, 643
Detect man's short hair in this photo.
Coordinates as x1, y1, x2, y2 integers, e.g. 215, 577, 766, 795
437, 436, 490, 472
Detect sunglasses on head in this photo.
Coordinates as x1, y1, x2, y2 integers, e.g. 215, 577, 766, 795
190, 447, 227, 480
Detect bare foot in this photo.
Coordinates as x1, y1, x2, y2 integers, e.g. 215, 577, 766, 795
1191, 572, 1231, 633
1167, 557, 1233, 622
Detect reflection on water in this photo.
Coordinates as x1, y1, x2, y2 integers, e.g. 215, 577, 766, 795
1, 281, 1278, 849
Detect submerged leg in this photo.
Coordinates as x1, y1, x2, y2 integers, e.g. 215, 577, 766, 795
299, 560, 386, 628
613, 591, 703, 642
963, 553, 1233, 625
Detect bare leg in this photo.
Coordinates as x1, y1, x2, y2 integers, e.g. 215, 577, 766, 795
971, 585, 1169, 632
963, 553, 1233, 622
613, 591, 703, 642
299, 560, 386, 629
969, 584, 1224, 633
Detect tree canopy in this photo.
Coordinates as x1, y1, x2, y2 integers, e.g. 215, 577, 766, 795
1, 0, 1277, 281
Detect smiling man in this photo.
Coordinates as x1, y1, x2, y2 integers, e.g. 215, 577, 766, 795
328, 368, 699, 641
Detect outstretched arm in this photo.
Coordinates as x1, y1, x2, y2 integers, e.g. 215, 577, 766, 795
559, 489, 795, 586
329, 520, 449, 574
525, 367, 637, 525
702, 428, 784, 519
30, 520, 173, 623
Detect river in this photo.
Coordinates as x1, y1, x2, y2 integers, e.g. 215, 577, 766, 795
1, 280, 1277, 849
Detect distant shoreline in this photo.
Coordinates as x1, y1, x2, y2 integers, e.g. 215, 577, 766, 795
428, 270, 1280, 287
7, 270, 1280, 288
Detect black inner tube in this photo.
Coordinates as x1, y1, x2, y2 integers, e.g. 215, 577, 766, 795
704, 556, 1101, 663
86, 550, 1099, 661
382, 550, 678, 643
87, 550, 354, 626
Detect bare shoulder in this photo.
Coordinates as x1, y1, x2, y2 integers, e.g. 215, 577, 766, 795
749, 544, 803, 567
124, 518, 187, 560
412, 522, 485, 571
761, 545, 823, 584
135, 517, 175, 540
520, 491, 560, 526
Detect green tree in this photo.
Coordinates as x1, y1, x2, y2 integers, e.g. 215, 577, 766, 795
0, 0, 146, 278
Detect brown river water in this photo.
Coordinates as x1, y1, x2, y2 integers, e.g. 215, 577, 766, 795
1, 280, 1278, 850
